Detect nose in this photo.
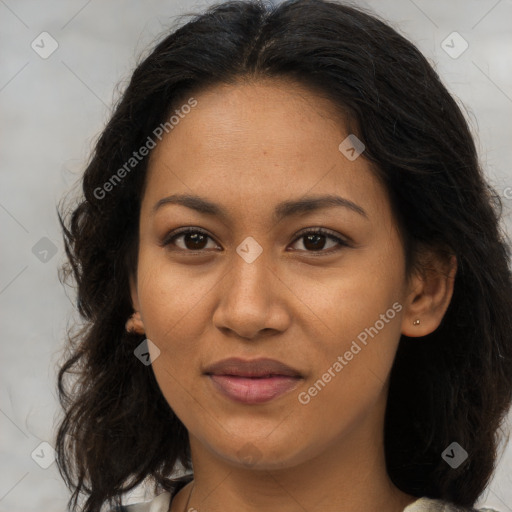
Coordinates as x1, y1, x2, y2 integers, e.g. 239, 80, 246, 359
212, 250, 292, 340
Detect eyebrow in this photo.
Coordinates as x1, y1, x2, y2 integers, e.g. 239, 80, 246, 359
152, 193, 368, 222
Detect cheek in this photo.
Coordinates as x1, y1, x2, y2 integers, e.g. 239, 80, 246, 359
136, 248, 218, 342
289, 242, 405, 401
285, 245, 404, 350
135, 251, 221, 408
293, 279, 403, 442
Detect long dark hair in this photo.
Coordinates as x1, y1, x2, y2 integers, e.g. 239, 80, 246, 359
55, 1, 512, 511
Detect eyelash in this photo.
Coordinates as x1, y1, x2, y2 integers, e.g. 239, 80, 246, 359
161, 227, 350, 254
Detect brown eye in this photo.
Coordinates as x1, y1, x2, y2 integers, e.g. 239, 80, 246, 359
163, 228, 220, 252
181, 232, 208, 250
289, 229, 348, 253
303, 233, 328, 250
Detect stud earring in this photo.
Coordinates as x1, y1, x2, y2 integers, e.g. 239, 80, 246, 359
413, 319, 421, 326
125, 317, 136, 333
125, 314, 145, 334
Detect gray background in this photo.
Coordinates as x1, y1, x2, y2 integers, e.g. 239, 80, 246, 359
1, 0, 511, 511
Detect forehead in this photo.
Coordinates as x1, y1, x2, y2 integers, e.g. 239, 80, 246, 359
142, 79, 390, 224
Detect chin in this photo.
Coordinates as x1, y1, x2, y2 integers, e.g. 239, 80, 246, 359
206, 433, 314, 471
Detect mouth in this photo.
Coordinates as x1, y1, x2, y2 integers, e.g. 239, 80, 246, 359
203, 357, 303, 404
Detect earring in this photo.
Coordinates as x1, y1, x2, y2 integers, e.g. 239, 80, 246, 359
125, 317, 136, 333
125, 314, 145, 334
413, 319, 421, 326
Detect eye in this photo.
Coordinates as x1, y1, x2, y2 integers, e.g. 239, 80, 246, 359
289, 228, 349, 253
162, 227, 220, 252
161, 227, 349, 254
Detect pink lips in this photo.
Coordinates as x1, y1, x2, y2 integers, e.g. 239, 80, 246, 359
204, 357, 303, 404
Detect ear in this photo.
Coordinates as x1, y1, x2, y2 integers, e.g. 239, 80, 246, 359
401, 252, 457, 337
128, 273, 145, 335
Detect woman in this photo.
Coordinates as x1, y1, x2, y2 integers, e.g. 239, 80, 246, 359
55, 1, 512, 511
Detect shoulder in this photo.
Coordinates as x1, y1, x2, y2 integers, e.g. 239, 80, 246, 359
113, 491, 502, 512
111, 475, 192, 512
131, 492, 172, 512
404, 497, 501, 512
114, 491, 171, 512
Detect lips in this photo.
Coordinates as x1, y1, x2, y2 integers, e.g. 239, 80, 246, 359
204, 357, 303, 378
203, 357, 303, 404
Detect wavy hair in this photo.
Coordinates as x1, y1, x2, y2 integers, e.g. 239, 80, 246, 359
55, 1, 512, 511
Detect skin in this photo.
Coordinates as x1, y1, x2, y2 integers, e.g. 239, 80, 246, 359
129, 78, 457, 512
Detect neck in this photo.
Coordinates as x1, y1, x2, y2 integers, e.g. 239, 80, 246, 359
173, 394, 416, 512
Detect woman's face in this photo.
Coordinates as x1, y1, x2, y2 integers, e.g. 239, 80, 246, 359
131, 79, 413, 469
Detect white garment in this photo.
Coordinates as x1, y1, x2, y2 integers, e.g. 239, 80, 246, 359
122, 491, 171, 512
403, 497, 499, 511
121, 492, 501, 512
